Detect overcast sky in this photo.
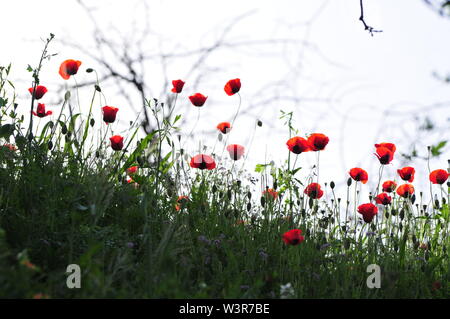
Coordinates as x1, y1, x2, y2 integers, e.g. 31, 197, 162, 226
1, 0, 449, 198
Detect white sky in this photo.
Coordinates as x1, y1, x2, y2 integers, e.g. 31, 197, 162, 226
1, 0, 449, 199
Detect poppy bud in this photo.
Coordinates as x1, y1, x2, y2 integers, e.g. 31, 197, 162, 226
257, 120, 262, 127
347, 177, 352, 187
86, 68, 94, 73
90, 118, 95, 127
330, 181, 335, 189
47, 140, 53, 150
95, 85, 101, 92
247, 202, 251, 212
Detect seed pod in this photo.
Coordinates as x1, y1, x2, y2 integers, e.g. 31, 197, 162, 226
260, 196, 266, 207
347, 177, 352, 187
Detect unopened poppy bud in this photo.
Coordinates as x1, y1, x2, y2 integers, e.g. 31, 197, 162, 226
330, 181, 335, 189
347, 177, 352, 187
90, 118, 95, 127
47, 140, 53, 150
86, 68, 94, 73
95, 85, 101, 92
257, 120, 262, 127
64, 91, 71, 101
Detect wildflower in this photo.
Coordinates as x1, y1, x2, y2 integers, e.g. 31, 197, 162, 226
357, 203, 378, 223
224, 78, 241, 96
429, 169, 449, 185
189, 154, 216, 170
28, 85, 48, 100
374, 146, 394, 165
189, 93, 207, 107
102, 106, 119, 124
280, 282, 295, 299
32, 103, 52, 117
382, 180, 397, 192
226, 144, 245, 160
396, 183, 414, 198
432, 281, 441, 291
175, 195, 189, 211
59, 59, 82, 80
304, 183, 324, 199
349, 167, 369, 184
375, 192, 392, 205
2, 143, 17, 152
397, 166, 415, 182
217, 122, 231, 134
126, 165, 138, 175
375, 142, 396, 154
307, 133, 329, 151
263, 188, 278, 200
110, 135, 124, 151
171, 79, 185, 93
282, 229, 304, 245
286, 136, 310, 154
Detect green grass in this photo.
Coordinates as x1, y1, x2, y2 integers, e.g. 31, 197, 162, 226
0, 37, 448, 299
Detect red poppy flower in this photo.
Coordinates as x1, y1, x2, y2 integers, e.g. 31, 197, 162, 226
175, 195, 189, 211
189, 93, 207, 107
32, 103, 52, 117
286, 136, 310, 154
171, 79, 185, 93
127, 166, 138, 175
263, 188, 278, 200
375, 143, 396, 154
110, 135, 124, 151
396, 183, 414, 198
307, 133, 329, 151
397, 166, 415, 182
102, 106, 119, 124
28, 85, 48, 100
374, 146, 394, 165
357, 203, 378, 223
59, 59, 82, 80
2, 143, 17, 152
190, 154, 216, 170
349, 167, 369, 184
217, 122, 231, 134
282, 229, 304, 245
382, 180, 397, 193
304, 183, 324, 199
429, 169, 449, 185
226, 144, 245, 160
224, 78, 241, 96
375, 192, 392, 205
